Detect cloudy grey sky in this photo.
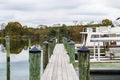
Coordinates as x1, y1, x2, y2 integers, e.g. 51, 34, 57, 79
0, 0, 120, 27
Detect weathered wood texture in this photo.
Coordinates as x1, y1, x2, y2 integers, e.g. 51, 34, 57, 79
6, 36, 10, 80
41, 44, 79, 80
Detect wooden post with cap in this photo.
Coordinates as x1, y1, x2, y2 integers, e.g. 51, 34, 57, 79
48, 39, 54, 57
68, 40, 75, 64
66, 39, 71, 52
43, 41, 49, 70
64, 37, 67, 49
77, 46, 90, 80
29, 47, 41, 80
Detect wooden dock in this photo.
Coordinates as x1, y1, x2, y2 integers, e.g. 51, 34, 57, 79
41, 44, 79, 80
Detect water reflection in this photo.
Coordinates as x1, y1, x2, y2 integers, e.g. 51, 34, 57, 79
1, 44, 6, 53
0, 44, 29, 80
0, 45, 6, 80
1, 39, 120, 80
0, 39, 42, 53
0, 39, 41, 80
10, 40, 28, 54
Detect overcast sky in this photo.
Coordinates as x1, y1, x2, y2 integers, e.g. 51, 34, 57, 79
0, 0, 120, 27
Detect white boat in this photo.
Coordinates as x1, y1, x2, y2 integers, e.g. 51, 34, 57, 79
80, 19, 120, 61
81, 19, 120, 47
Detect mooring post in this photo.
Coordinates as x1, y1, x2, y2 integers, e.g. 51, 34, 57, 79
65, 38, 67, 49
5, 35, 10, 80
53, 37, 56, 48
63, 37, 67, 49
48, 43, 50, 60
43, 41, 49, 70
68, 40, 75, 64
62, 37, 65, 46
77, 46, 90, 80
29, 47, 41, 80
67, 39, 71, 52
51, 39, 55, 53
48, 39, 54, 57
40, 47, 43, 76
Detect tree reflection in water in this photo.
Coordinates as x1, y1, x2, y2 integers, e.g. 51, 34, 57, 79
0, 39, 42, 54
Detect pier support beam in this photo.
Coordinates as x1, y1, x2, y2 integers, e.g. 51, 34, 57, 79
66, 39, 70, 52
48, 39, 54, 57
5, 35, 10, 80
43, 41, 49, 70
78, 46, 90, 80
29, 47, 41, 80
68, 40, 75, 64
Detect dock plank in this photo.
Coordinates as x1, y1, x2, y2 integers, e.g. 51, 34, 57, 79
41, 44, 79, 80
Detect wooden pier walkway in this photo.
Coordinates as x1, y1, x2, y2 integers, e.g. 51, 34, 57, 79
41, 44, 79, 80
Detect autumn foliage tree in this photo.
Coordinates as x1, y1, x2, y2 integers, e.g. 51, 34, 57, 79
5, 22, 23, 36
3, 19, 112, 43
68, 26, 83, 42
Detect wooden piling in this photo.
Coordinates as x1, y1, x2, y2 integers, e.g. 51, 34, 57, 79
43, 41, 49, 70
62, 37, 65, 45
66, 39, 70, 52
77, 46, 90, 80
68, 40, 75, 64
52, 38, 56, 47
48, 39, 54, 57
29, 47, 41, 80
63, 37, 67, 49
5, 35, 10, 80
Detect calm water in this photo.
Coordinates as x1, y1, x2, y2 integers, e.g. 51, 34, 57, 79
0, 45, 29, 80
0, 39, 120, 80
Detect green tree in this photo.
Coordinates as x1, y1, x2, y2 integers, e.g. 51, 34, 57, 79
102, 19, 112, 26
5, 22, 23, 36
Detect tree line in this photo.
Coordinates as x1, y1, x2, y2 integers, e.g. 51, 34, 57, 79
0, 19, 112, 43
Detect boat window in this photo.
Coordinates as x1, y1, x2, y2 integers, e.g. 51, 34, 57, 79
101, 34, 109, 37
110, 34, 116, 37
93, 28, 96, 32
91, 35, 99, 38
116, 34, 120, 37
